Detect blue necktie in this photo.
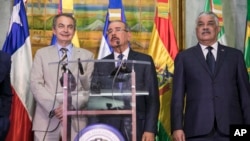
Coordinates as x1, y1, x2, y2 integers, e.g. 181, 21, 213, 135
206, 46, 216, 73
117, 54, 124, 66
117, 54, 124, 92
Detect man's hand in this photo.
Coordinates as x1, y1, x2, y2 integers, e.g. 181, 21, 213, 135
142, 132, 155, 141
54, 104, 63, 121
172, 129, 185, 141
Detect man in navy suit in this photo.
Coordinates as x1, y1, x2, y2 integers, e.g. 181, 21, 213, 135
171, 11, 250, 141
0, 51, 12, 140
90, 20, 159, 141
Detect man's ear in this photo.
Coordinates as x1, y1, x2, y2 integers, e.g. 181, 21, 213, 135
127, 31, 132, 41
217, 26, 221, 34
52, 28, 56, 35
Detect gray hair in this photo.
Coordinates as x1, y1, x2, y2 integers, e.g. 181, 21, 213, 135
52, 13, 77, 30
196, 11, 219, 26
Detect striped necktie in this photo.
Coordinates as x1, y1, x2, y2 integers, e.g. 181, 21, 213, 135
60, 48, 68, 62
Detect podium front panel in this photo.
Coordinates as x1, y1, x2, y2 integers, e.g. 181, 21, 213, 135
49, 59, 150, 141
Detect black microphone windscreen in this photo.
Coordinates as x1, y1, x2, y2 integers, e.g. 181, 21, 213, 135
78, 58, 84, 75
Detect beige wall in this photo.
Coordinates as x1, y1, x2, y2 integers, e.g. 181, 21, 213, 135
0, 0, 11, 49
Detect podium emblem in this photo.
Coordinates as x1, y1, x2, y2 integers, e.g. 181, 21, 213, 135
74, 124, 125, 141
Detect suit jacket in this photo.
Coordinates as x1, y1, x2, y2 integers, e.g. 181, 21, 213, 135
0, 51, 12, 117
0, 51, 12, 140
30, 45, 94, 132
171, 43, 250, 138
91, 49, 160, 139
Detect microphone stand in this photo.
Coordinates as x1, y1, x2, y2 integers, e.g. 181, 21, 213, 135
43, 58, 67, 141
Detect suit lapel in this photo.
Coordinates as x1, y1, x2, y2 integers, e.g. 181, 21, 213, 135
193, 43, 227, 78
193, 44, 213, 76
104, 53, 116, 68
48, 46, 60, 75
127, 50, 137, 68
69, 47, 81, 72
128, 49, 136, 59
214, 44, 226, 77
70, 47, 77, 68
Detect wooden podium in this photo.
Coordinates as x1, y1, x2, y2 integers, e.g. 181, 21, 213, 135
60, 60, 150, 141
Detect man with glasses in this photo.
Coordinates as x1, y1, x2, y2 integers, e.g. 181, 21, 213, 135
90, 20, 160, 141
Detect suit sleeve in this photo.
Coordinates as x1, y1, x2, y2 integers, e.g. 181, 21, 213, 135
0, 52, 12, 117
171, 53, 186, 132
236, 51, 250, 124
144, 56, 160, 133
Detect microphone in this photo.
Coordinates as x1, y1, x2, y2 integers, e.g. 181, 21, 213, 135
110, 59, 131, 77
59, 68, 77, 91
78, 58, 84, 75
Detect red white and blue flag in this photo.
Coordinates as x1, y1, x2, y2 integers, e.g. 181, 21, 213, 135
2, 0, 34, 140
97, 0, 126, 59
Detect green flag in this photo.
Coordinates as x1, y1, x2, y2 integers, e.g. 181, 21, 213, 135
244, 1, 250, 79
204, 0, 227, 45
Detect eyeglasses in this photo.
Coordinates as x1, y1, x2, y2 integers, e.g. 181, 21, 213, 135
107, 27, 128, 35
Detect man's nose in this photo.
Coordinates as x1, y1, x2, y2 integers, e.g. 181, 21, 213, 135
63, 27, 69, 32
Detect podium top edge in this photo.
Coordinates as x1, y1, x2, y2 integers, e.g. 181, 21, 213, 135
48, 59, 151, 65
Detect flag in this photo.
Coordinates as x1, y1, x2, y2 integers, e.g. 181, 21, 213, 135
148, 0, 178, 140
204, 0, 227, 45
244, 0, 250, 79
2, 0, 34, 140
51, 0, 80, 47
97, 0, 126, 59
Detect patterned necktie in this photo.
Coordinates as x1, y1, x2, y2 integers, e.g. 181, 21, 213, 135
60, 48, 68, 62
206, 46, 216, 73
59, 48, 76, 91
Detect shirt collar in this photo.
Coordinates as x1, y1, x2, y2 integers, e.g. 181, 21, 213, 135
200, 42, 218, 52
56, 43, 73, 60
114, 47, 130, 60
56, 43, 73, 54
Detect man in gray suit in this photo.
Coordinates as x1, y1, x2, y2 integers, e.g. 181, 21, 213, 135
171, 11, 250, 141
30, 13, 94, 141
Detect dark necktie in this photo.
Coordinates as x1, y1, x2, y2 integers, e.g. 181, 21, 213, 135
117, 54, 130, 109
117, 54, 124, 92
117, 54, 124, 66
206, 46, 216, 73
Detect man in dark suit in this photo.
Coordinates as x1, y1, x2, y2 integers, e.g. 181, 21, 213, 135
90, 20, 159, 141
0, 51, 12, 140
171, 11, 250, 141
